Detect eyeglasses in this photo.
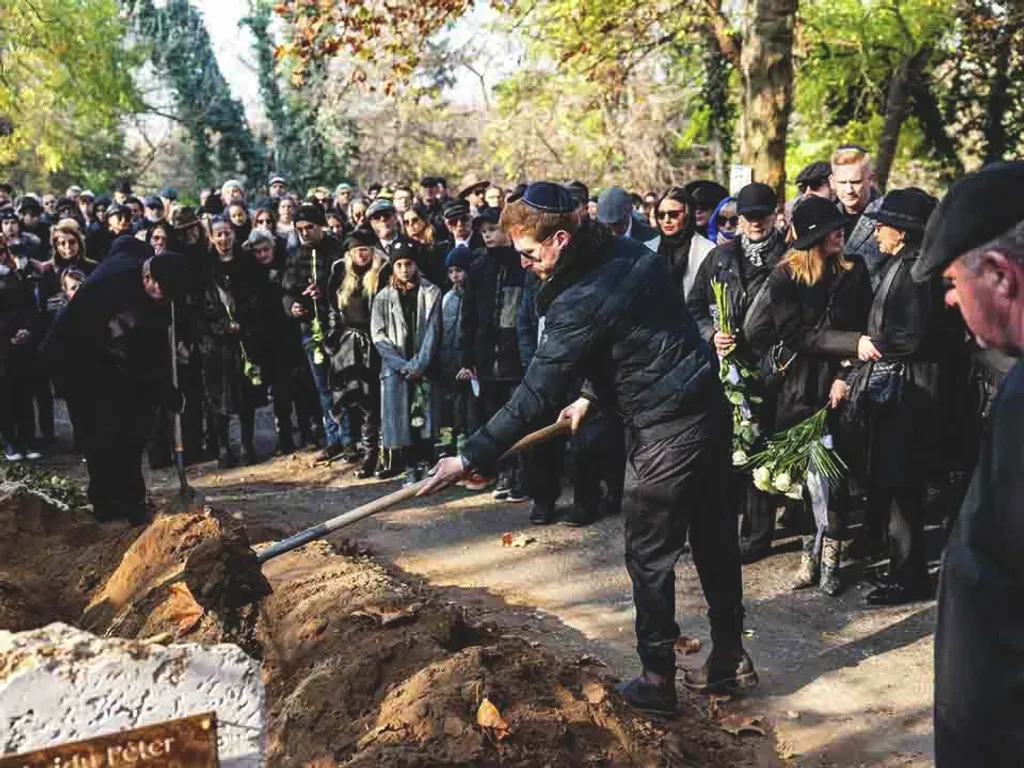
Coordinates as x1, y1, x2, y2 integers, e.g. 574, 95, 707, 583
716, 215, 739, 227
446, 215, 470, 226
657, 209, 684, 221
515, 232, 558, 262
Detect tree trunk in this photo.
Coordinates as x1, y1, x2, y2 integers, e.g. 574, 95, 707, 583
737, 0, 798, 198
875, 47, 930, 192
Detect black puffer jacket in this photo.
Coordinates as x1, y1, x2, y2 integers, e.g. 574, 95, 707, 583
463, 224, 720, 473
281, 231, 343, 337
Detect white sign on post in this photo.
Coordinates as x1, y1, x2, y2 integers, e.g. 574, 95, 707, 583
729, 164, 753, 195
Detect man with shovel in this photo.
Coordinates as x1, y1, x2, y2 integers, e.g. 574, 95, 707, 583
43, 238, 191, 524
419, 182, 756, 715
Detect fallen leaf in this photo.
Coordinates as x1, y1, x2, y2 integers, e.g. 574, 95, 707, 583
718, 715, 766, 737
501, 532, 514, 547
165, 582, 204, 635
674, 635, 701, 655
582, 681, 607, 704
501, 532, 535, 548
476, 697, 510, 741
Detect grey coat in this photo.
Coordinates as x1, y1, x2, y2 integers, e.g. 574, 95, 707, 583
841, 195, 884, 286
371, 279, 443, 448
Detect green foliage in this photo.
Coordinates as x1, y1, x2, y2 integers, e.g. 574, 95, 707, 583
125, 0, 267, 187
0, 0, 142, 188
3, 463, 88, 511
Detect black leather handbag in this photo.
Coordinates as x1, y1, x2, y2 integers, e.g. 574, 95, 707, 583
866, 360, 904, 405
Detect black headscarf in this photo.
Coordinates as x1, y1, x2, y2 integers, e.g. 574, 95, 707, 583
655, 187, 697, 289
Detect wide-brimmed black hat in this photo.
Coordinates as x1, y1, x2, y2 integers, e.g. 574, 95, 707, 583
867, 188, 936, 233
912, 161, 1024, 282
789, 195, 845, 251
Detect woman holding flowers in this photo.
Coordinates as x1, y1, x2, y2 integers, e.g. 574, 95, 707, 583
766, 196, 872, 595
199, 216, 268, 468
853, 188, 946, 606
688, 183, 787, 562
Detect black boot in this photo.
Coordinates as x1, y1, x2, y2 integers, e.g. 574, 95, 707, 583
682, 620, 758, 695
530, 499, 558, 525
615, 669, 677, 715
276, 429, 296, 456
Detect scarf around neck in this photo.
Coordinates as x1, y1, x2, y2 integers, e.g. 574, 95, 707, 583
740, 228, 781, 268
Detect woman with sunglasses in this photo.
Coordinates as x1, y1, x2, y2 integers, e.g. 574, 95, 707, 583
707, 197, 739, 246
653, 187, 716, 299
403, 202, 450, 290
688, 183, 788, 563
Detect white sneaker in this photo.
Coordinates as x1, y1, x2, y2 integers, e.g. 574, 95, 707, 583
4, 449, 23, 462
24, 450, 41, 460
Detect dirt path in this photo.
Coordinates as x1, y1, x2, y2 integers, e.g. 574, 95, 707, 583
51, 407, 938, 766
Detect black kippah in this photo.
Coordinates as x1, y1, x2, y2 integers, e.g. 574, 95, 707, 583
522, 182, 577, 213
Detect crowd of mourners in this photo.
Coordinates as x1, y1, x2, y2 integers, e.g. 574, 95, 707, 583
0, 143, 1010, 608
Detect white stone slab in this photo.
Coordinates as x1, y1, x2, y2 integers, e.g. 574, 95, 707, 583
0, 623, 264, 766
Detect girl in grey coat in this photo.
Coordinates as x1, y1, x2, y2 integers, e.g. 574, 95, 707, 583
370, 245, 443, 480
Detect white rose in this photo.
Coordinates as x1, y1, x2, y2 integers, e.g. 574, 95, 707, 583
785, 483, 804, 500
773, 472, 792, 493
753, 466, 772, 491
820, 434, 834, 449
732, 449, 748, 466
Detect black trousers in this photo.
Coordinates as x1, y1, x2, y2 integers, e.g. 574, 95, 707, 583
624, 408, 744, 676
30, 370, 54, 441
867, 483, 928, 588
0, 371, 36, 451
73, 393, 153, 524
739, 483, 777, 553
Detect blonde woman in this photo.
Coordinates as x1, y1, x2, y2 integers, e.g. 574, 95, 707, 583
766, 195, 872, 596
325, 229, 390, 477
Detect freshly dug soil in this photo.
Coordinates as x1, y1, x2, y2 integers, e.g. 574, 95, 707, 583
0, 487, 767, 767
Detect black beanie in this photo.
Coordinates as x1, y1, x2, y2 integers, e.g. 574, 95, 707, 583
149, 250, 191, 301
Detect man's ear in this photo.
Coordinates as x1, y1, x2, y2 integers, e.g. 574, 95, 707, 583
984, 251, 1020, 300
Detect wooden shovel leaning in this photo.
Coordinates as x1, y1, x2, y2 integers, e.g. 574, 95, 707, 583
256, 419, 571, 565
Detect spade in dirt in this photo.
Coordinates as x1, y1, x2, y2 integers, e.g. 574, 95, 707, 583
165, 300, 205, 516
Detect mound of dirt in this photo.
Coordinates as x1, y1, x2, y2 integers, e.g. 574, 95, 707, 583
0, 486, 767, 766
0, 483, 140, 631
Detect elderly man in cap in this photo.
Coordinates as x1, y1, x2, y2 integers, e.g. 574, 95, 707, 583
421, 182, 756, 714
916, 162, 1024, 767
43, 239, 190, 523
443, 199, 475, 250
596, 186, 659, 250
269, 176, 288, 200
282, 202, 346, 462
143, 196, 165, 224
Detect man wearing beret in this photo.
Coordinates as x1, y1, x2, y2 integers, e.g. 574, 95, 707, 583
916, 162, 1024, 767
420, 181, 756, 714
43, 239, 190, 523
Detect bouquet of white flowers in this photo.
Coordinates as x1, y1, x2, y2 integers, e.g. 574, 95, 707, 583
711, 279, 761, 466
745, 408, 847, 500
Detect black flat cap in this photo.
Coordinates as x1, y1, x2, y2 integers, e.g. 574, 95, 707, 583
294, 202, 327, 227
472, 207, 501, 228
912, 161, 1024, 282
342, 227, 378, 252
420, 176, 439, 188
795, 161, 832, 190
522, 182, 576, 213
443, 199, 471, 219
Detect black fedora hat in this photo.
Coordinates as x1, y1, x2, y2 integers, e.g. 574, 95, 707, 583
867, 188, 936, 233
789, 196, 845, 250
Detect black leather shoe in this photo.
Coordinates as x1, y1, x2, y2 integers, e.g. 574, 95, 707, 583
681, 647, 758, 694
217, 449, 238, 470
865, 581, 933, 606
529, 500, 557, 525
739, 542, 771, 564
615, 672, 677, 715
562, 504, 597, 527
316, 444, 344, 464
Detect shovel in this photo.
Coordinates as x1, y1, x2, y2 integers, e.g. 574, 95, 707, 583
165, 300, 205, 515
257, 419, 571, 564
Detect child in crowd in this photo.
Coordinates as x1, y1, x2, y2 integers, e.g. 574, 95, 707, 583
61, 267, 87, 302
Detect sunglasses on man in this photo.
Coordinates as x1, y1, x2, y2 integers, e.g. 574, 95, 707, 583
445, 214, 470, 225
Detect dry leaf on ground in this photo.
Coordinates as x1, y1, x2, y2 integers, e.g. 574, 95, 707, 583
477, 697, 510, 741
352, 604, 419, 627
501, 532, 535, 548
718, 715, 766, 737
165, 581, 204, 635
674, 635, 701, 654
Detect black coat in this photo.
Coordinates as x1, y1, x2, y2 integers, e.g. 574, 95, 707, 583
462, 224, 721, 474
251, 247, 307, 377
325, 257, 390, 413
42, 249, 171, 403
0, 264, 40, 379
281, 231, 342, 338
459, 245, 525, 383
687, 235, 785, 364
934, 361, 1024, 766
856, 247, 949, 485
767, 255, 872, 430
197, 250, 268, 415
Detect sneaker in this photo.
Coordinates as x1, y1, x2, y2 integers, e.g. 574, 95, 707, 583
24, 449, 42, 461
492, 474, 512, 500
4, 446, 23, 462
316, 444, 344, 464
681, 647, 758, 695
615, 672, 677, 716
504, 487, 530, 503
463, 472, 494, 492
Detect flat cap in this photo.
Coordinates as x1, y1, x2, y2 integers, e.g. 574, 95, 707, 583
522, 182, 576, 213
143, 195, 164, 209
795, 161, 832, 189
365, 198, 396, 218
596, 187, 633, 224
443, 199, 471, 219
913, 161, 1024, 282
472, 207, 501, 228
342, 227, 378, 252
294, 202, 327, 226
